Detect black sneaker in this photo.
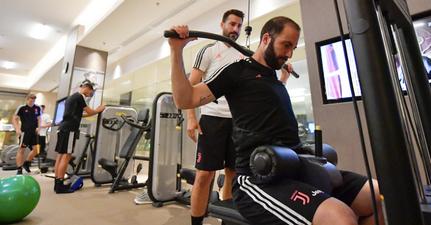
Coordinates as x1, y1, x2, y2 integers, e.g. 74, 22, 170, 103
22, 161, 31, 173
54, 178, 72, 191
17, 169, 23, 175
56, 185, 74, 194
55, 179, 74, 194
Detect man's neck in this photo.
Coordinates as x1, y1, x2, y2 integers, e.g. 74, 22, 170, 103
252, 49, 271, 69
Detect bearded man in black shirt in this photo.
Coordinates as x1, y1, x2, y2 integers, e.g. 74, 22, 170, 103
168, 17, 385, 225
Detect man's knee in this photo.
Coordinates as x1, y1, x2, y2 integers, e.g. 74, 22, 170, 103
353, 180, 381, 217
17, 147, 26, 155
195, 170, 215, 186
314, 198, 357, 225
224, 168, 236, 180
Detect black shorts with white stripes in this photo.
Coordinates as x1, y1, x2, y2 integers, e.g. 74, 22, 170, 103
232, 171, 367, 224
19, 131, 38, 148
55, 130, 77, 154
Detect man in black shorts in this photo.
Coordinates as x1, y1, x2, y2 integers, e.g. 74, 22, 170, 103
168, 17, 384, 224
12, 94, 41, 174
54, 81, 106, 194
185, 9, 244, 225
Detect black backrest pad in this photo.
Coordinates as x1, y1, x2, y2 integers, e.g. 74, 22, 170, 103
138, 109, 150, 124
119, 127, 143, 158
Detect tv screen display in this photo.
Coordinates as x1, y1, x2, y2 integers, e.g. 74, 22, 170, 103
413, 13, 431, 82
317, 19, 431, 105
316, 37, 363, 104
54, 98, 67, 126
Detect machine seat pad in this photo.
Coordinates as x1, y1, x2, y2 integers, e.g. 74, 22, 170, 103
98, 158, 118, 168
208, 198, 250, 225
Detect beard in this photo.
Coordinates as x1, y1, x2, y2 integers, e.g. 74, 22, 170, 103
263, 39, 288, 70
222, 28, 239, 41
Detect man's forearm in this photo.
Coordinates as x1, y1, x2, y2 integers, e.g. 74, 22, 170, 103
187, 108, 197, 119
12, 116, 19, 130
12, 121, 19, 130
170, 48, 194, 109
41, 123, 52, 128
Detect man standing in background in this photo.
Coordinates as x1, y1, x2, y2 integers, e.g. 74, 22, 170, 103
185, 9, 245, 225
12, 94, 41, 174
54, 81, 106, 193
38, 105, 51, 161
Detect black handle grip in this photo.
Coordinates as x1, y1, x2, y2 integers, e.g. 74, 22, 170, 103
120, 115, 151, 131
164, 30, 299, 78
289, 70, 299, 78
164, 30, 180, 38
315, 126, 323, 157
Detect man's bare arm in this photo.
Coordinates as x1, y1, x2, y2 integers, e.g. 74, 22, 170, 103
83, 105, 106, 117
186, 68, 206, 142
186, 68, 205, 118
36, 115, 41, 134
41, 121, 52, 128
12, 115, 21, 135
168, 26, 215, 109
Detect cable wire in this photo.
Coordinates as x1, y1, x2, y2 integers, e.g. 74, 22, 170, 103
245, 0, 252, 49
333, 0, 379, 224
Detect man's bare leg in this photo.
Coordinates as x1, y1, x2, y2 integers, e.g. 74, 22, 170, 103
222, 167, 236, 200
191, 170, 215, 224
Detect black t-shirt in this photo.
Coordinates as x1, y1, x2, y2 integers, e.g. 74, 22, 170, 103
205, 57, 301, 175
59, 92, 88, 131
14, 104, 42, 132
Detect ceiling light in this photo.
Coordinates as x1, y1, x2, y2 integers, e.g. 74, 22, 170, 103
4, 61, 14, 69
31, 24, 50, 40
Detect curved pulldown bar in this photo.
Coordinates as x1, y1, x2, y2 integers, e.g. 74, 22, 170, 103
164, 30, 299, 78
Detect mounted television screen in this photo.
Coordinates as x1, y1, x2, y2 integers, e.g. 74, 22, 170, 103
317, 13, 431, 104
53, 97, 67, 126
316, 37, 412, 104
316, 37, 362, 104
412, 12, 431, 83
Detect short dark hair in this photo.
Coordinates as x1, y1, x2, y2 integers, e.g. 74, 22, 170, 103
222, 9, 244, 23
41, 105, 45, 108
260, 16, 301, 41
81, 83, 94, 90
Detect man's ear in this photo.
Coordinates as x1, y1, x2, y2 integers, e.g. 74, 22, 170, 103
262, 33, 271, 45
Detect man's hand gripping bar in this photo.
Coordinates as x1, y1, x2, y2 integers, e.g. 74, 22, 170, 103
164, 30, 299, 78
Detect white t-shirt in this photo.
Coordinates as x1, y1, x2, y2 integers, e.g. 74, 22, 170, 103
193, 41, 245, 118
39, 113, 52, 136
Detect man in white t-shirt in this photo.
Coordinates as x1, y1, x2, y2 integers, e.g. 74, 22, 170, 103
39, 105, 51, 159
186, 9, 245, 225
